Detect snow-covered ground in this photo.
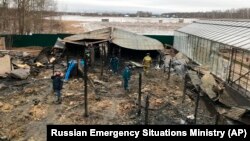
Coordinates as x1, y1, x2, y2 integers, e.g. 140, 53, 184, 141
51, 15, 198, 35
56, 15, 197, 23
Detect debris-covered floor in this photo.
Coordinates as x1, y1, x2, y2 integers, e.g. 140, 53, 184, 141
0, 48, 225, 141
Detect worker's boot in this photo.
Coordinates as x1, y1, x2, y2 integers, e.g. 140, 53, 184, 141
53, 95, 58, 103
58, 96, 62, 104
55, 96, 61, 104
54, 96, 58, 104
125, 87, 130, 94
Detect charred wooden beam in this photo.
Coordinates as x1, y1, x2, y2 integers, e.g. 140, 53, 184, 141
145, 95, 150, 125
168, 59, 172, 80
194, 86, 201, 124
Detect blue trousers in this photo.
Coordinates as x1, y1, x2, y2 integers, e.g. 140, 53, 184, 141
112, 64, 118, 73
123, 79, 129, 90
65, 61, 76, 81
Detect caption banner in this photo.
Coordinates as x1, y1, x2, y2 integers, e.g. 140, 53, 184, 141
47, 125, 249, 140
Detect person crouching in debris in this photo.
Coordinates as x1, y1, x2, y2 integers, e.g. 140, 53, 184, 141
51, 70, 64, 104
122, 65, 131, 92
110, 55, 119, 74
142, 53, 152, 75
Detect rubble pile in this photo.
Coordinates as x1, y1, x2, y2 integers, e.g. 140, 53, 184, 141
0, 48, 56, 80
0, 48, 232, 140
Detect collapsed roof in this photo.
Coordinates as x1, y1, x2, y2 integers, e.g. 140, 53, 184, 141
63, 27, 164, 51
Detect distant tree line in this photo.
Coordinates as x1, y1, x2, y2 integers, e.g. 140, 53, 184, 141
136, 11, 152, 17
0, 0, 63, 34
162, 8, 250, 19
59, 11, 128, 17
60, 11, 153, 18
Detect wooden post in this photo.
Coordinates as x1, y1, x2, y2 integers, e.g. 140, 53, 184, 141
90, 46, 95, 65
138, 73, 142, 116
100, 46, 105, 78
66, 53, 69, 69
101, 59, 104, 79
194, 86, 200, 124
118, 47, 121, 59
84, 60, 88, 117
168, 59, 172, 80
107, 43, 110, 60
104, 44, 107, 65
145, 95, 150, 125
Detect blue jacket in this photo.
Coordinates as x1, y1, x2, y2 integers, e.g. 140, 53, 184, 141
122, 67, 131, 80
80, 59, 85, 67
51, 75, 63, 90
110, 57, 119, 66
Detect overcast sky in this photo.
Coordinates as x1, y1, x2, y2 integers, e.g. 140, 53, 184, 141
56, 0, 250, 13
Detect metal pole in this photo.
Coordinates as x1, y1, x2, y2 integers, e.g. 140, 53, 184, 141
84, 60, 88, 117
138, 73, 142, 116
182, 74, 187, 103
194, 86, 200, 124
145, 95, 149, 125
228, 48, 234, 83
168, 59, 172, 80
215, 113, 220, 125
100, 47, 104, 78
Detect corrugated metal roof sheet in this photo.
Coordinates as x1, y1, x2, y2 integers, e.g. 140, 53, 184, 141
53, 38, 65, 49
177, 20, 250, 49
112, 28, 163, 50
64, 27, 111, 41
63, 27, 164, 51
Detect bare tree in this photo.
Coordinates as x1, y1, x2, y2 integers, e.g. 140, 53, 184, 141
0, 0, 62, 34
0, 0, 9, 33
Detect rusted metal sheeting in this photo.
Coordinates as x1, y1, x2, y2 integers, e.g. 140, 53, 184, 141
64, 27, 111, 41
112, 28, 164, 50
